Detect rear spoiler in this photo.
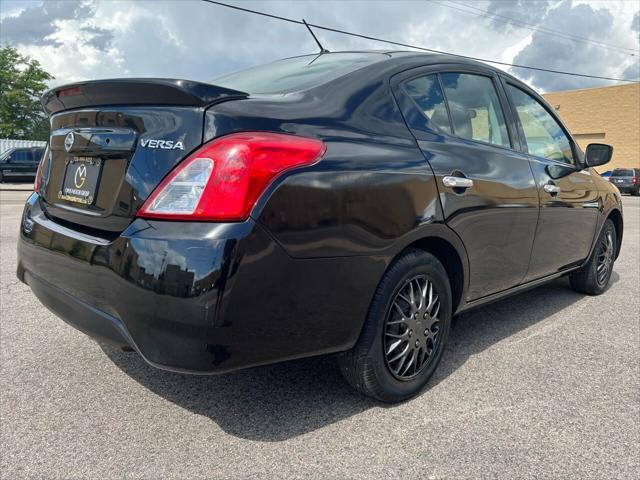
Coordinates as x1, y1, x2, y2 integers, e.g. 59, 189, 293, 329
41, 78, 249, 115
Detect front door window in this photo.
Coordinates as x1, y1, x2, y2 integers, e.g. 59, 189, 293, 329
507, 85, 575, 165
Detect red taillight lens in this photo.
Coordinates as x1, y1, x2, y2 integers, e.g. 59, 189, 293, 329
34, 150, 46, 194
633, 177, 637, 184
34, 163, 41, 194
57, 86, 81, 97
137, 132, 326, 221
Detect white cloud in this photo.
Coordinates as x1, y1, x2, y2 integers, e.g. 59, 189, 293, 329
1, 0, 638, 91
508, 0, 639, 91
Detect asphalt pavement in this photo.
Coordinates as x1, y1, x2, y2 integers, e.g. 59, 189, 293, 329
1, 187, 638, 479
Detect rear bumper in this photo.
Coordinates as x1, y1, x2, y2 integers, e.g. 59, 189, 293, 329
17, 193, 382, 373
23, 269, 133, 348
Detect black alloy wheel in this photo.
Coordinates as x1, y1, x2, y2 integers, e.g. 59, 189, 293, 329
570, 218, 617, 295
595, 229, 615, 287
384, 276, 442, 380
338, 249, 452, 403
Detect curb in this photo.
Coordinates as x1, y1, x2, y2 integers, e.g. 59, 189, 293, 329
0, 184, 34, 192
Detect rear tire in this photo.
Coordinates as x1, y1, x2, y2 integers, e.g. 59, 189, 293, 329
570, 219, 617, 295
338, 249, 452, 403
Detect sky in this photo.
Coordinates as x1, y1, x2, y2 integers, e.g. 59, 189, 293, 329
0, 0, 638, 93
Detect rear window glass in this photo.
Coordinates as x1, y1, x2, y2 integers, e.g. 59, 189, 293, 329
611, 169, 634, 176
9, 149, 32, 162
404, 75, 452, 134
210, 53, 386, 94
440, 73, 510, 148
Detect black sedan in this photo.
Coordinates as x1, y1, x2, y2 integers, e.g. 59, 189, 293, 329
18, 51, 622, 402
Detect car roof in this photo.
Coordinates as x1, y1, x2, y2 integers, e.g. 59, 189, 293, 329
213, 50, 532, 100
276, 50, 531, 99
284, 50, 523, 82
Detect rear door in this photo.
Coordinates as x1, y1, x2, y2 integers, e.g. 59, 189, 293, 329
392, 65, 539, 300
502, 80, 599, 280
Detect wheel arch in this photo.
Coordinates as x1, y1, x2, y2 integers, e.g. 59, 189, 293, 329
391, 224, 469, 314
406, 237, 465, 314
606, 208, 623, 260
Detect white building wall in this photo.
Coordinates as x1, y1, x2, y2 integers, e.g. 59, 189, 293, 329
0, 139, 47, 155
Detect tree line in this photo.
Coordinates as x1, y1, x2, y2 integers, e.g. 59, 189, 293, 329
0, 45, 53, 141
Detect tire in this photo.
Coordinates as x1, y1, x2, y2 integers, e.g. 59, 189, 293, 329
570, 219, 617, 295
338, 249, 452, 403
633, 188, 640, 197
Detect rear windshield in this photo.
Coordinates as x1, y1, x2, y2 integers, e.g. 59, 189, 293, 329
211, 53, 386, 94
612, 169, 634, 176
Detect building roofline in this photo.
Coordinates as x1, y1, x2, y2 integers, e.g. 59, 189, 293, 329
543, 82, 639, 95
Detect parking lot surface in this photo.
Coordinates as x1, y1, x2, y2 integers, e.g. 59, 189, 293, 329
1, 188, 639, 479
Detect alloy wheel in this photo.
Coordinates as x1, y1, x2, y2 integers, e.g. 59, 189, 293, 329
384, 275, 441, 380
596, 230, 614, 286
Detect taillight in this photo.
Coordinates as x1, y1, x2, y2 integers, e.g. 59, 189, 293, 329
34, 162, 41, 194
633, 177, 638, 184
137, 132, 325, 221
57, 86, 81, 97
34, 149, 46, 194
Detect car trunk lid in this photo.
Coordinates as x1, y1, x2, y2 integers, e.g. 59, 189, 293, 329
38, 79, 247, 233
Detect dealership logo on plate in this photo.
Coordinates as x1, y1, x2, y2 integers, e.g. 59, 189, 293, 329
74, 164, 87, 189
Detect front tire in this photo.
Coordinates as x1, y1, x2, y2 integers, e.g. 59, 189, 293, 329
570, 219, 617, 295
338, 249, 452, 403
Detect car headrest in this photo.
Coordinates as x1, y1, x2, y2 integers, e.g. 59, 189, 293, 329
429, 105, 450, 130
448, 103, 473, 139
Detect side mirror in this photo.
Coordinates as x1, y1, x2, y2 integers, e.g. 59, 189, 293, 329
585, 143, 613, 168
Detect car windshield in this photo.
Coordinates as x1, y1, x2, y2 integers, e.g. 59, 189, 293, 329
210, 53, 386, 94
611, 169, 633, 176
0, 150, 12, 161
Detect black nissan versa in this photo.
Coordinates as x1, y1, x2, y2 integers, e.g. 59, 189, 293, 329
17, 52, 623, 402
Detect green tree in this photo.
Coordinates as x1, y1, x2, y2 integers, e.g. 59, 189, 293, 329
0, 45, 53, 141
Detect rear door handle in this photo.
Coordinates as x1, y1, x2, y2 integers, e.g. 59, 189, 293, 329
443, 176, 474, 189
543, 184, 561, 195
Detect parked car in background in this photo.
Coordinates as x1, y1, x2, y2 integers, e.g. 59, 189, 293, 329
17, 51, 623, 402
609, 168, 640, 195
0, 147, 45, 182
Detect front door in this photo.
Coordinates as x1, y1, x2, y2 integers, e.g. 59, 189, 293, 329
393, 68, 540, 300
503, 82, 599, 281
